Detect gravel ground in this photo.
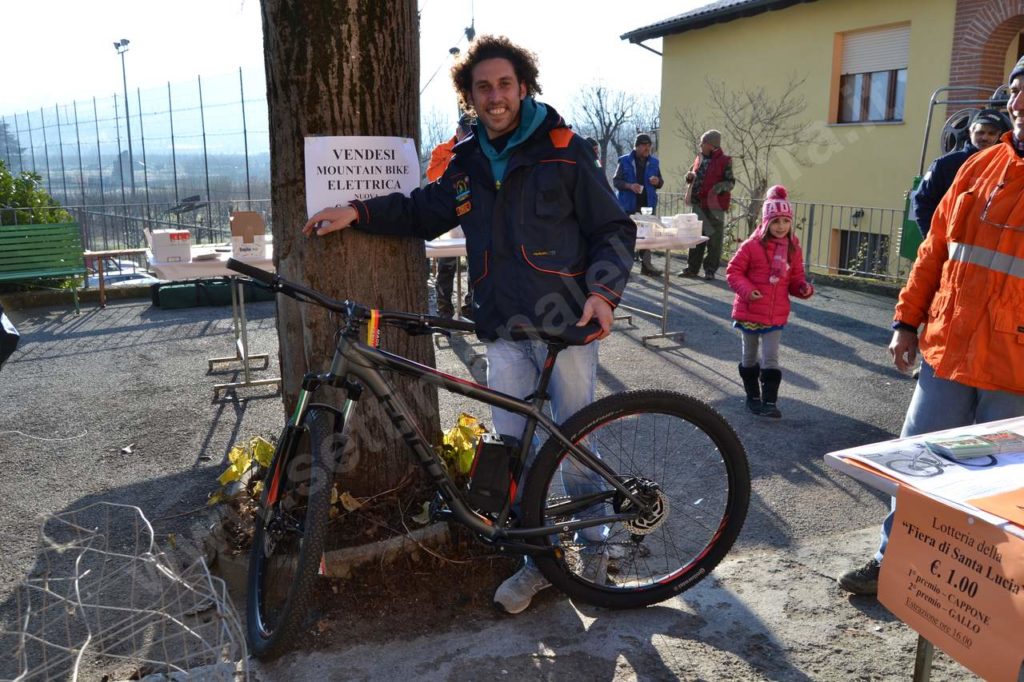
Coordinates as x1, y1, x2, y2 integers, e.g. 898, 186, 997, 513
0, 256, 986, 680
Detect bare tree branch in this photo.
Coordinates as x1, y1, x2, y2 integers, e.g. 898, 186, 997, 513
674, 73, 832, 234
570, 83, 637, 169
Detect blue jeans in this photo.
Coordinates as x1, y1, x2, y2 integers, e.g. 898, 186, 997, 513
875, 361, 1024, 561
485, 337, 607, 544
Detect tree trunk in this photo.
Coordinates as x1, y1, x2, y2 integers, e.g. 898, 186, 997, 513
261, 0, 439, 496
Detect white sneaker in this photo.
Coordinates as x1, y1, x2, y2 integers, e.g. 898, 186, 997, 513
494, 560, 551, 614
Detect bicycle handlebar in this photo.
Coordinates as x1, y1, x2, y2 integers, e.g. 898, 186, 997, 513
227, 257, 276, 285
226, 257, 477, 334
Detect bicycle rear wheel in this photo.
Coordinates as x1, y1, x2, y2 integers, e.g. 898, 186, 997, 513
247, 407, 339, 659
521, 390, 750, 609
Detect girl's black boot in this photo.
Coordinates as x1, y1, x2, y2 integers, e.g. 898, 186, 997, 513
738, 363, 762, 414
759, 368, 783, 418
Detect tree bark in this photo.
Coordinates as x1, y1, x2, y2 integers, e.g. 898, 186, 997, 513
261, 0, 439, 496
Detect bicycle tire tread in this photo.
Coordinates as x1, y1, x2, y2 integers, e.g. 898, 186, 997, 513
522, 389, 750, 609
247, 409, 335, 659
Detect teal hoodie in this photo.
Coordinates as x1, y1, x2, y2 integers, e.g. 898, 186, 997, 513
476, 97, 548, 189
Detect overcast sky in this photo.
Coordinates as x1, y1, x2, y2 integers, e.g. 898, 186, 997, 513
3, 1, 703, 119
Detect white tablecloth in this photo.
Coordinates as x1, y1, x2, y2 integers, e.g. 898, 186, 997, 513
148, 245, 275, 280
424, 235, 704, 259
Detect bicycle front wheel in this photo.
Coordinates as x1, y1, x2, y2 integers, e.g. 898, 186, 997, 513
247, 407, 339, 659
521, 390, 750, 609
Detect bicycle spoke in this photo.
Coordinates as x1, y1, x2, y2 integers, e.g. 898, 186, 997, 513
524, 391, 749, 608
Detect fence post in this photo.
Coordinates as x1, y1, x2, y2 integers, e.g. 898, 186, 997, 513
2, 116, 10, 169
55, 104, 70, 205
167, 82, 179, 203
197, 75, 213, 242
112, 94, 129, 246
40, 107, 54, 198
13, 114, 25, 173
72, 102, 87, 206
240, 67, 252, 202
92, 97, 107, 224
136, 87, 151, 231
805, 203, 815, 267
26, 111, 37, 175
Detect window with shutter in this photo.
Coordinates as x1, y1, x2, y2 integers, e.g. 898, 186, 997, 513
837, 24, 910, 123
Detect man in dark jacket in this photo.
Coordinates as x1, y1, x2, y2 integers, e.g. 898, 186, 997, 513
679, 129, 734, 281
303, 35, 635, 615
614, 133, 664, 276
913, 108, 1009, 236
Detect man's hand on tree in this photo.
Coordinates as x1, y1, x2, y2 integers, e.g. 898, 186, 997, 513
303, 205, 359, 237
576, 295, 613, 340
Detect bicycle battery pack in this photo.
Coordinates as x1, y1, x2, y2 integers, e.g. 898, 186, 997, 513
466, 433, 518, 514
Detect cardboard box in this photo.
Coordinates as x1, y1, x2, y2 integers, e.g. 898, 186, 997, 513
230, 211, 267, 259
147, 228, 192, 263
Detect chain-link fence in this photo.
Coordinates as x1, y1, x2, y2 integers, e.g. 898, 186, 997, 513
1, 67, 270, 212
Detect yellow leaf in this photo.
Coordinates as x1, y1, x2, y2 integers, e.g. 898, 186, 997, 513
252, 481, 264, 496
207, 491, 225, 506
227, 445, 247, 466
457, 413, 482, 429
339, 491, 363, 512
219, 463, 244, 485
167, 533, 177, 549
440, 413, 487, 475
458, 447, 475, 476
251, 437, 275, 468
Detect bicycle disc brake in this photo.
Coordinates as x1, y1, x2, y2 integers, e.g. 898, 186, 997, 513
613, 478, 670, 536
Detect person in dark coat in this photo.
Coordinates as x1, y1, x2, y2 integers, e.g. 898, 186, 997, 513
302, 35, 635, 616
913, 108, 1009, 236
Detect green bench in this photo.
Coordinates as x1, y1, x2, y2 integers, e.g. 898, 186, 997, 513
0, 222, 86, 314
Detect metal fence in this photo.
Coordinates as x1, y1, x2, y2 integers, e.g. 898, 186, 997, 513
1, 68, 270, 210
2, 66, 913, 282
659, 192, 912, 283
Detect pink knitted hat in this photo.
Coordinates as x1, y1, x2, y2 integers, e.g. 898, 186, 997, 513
760, 185, 793, 233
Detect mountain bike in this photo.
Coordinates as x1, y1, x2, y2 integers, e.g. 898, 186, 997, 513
226, 258, 751, 660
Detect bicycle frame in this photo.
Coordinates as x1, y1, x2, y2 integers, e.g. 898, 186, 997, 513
290, 320, 649, 550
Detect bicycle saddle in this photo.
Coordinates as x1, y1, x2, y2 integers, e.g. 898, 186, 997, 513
507, 322, 604, 346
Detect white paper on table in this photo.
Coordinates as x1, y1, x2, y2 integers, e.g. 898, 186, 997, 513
304, 136, 419, 219
828, 416, 1024, 504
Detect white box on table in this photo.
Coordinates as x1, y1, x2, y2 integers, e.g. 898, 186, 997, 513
230, 211, 267, 259
146, 228, 192, 263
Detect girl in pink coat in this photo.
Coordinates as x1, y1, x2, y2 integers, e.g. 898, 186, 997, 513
726, 185, 813, 418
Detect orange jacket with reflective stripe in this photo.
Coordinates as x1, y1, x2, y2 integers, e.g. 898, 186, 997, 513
895, 133, 1024, 394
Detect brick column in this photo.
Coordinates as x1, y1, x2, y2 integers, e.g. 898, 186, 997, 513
948, 0, 1024, 100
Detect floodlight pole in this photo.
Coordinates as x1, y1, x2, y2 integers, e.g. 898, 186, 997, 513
115, 39, 136, 197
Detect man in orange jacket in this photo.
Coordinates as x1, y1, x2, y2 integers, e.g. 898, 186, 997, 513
428, 114, 473, 317
839, 58, 1024, 596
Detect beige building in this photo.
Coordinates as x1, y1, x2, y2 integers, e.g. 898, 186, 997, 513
623, 0, 1024, 277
